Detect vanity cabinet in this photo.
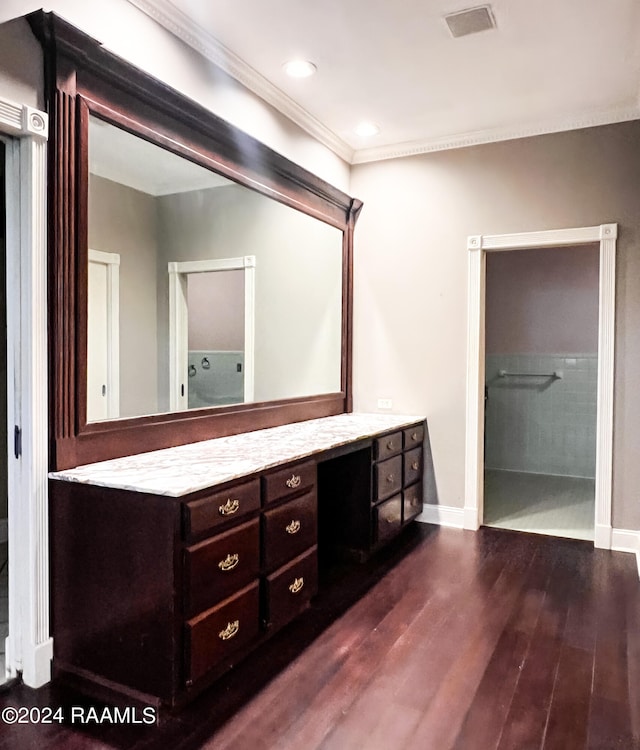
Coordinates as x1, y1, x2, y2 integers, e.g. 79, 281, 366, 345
318, 423, 425, 562
49, 415, 426, 708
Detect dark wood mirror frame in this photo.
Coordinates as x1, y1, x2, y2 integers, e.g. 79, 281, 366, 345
28, 11, 362, 471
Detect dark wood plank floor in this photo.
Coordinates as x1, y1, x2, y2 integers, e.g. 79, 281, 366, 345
1, 524, 639, 750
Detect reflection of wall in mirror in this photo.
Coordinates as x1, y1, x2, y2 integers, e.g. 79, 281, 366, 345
187, 270, 244, 351
156, 185, 343, 406
88, 173, 343, 419
88, 174, 159, 419
187, 350, 244, 408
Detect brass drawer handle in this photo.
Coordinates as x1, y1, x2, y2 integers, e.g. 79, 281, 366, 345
289, 577, 304, 594
411, 432, 419, 441
386, 474, 395, 483
218, 620, 239, 641
219, 498, 240, 516
286, 474, 301, 489
218, 553, 239, 572
411, 461, 419, 471
286, 520, 301, 534
386, 440, 395, 450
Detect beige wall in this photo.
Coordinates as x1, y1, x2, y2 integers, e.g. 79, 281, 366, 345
486, 245, 599, 354
351, 121, 640, 530
88, 175, 159, 418
188, 270, 244, 352
0, 18, 42, 109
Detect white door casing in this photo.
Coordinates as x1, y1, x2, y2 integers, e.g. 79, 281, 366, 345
464, 224, 617, 550
87, 249, 120, 421
169, 256, 256, 411
1, 96, 51, 686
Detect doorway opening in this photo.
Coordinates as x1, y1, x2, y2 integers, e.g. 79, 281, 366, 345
168, 256, 255, 412
464, 225, 616, 550
483, 245, 598, 541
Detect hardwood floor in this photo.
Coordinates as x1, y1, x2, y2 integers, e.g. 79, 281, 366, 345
1, 524, 638, 749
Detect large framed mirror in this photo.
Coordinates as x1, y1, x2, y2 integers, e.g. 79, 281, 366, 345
29, 11, 361, 470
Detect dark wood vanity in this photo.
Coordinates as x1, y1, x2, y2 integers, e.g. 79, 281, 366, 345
28, 11, 427, 714
50, 416, 426, 708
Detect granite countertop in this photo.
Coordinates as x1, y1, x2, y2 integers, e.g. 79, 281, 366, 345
49, 412, 425, 497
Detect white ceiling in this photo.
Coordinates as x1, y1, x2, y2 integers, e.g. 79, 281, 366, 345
89, 116, 233, 194
127, 0, 640, 164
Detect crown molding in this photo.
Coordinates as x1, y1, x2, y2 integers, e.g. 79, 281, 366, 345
126, 0, 640, 167
125, 0, 354, 163
351, 105, 640, 164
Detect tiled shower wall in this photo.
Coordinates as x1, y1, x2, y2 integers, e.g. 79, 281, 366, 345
485, 354, 597, 478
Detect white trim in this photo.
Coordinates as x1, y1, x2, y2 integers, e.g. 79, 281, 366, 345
416, 504, 465, 528
1, 95, 52, 687
611, 528, 640, 579
168, 256, 255, 409
88, 249, 120, 419
125, 0, 354, 164
351, 106, 640, 164
126, 1, 640, 166
464, 225, 617, 550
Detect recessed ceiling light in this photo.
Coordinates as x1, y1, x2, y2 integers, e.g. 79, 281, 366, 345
282, 59, 317, 78
354, 121, 380, 137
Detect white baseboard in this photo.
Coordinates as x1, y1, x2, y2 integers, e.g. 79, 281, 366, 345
594, 523, 613, 550
611, 528, 640, 578
0, 519, 7, 544
20, 637, 53, 688
417, 504, 465, 528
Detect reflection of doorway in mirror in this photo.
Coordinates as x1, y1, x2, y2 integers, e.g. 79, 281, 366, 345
87, 249, 120, 421
188, 270, 244, 408
168, 256, 255, 412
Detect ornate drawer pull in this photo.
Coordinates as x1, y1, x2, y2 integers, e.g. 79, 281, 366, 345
386, 474, 395, 483
218, 620, 239, 641
411, 461, 419, 471
218, 553, 239, 571
411, 432, 419, 441
286, 520, 301, 534
219, 498, 240, 516
286, 474, 301, 489
387, 440, 395, 450
289, 577, 304, 594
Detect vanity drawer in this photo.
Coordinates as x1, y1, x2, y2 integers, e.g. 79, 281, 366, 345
184, 518, 260, 616
404, 424, 424, 450
375, 494, 403, 544
375, 454, 403, 502
264, 546, 318, 632
185, 581, 260, 685
404, 447, 423, 487
262, 489, 317, 572
184, 479, 261, 539
375, 431, 402, 461
262, 460, 316, 505
403, 483, 423, 524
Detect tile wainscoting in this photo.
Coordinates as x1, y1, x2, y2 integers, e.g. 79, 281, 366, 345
485, 353, 597, 478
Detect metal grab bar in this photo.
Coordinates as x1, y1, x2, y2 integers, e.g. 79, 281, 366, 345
497, 369, 563, 379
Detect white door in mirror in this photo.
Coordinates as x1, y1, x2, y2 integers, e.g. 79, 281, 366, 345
87, 249, 120, 421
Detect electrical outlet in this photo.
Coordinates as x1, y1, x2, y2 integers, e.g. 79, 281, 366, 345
377, 398, 392, 410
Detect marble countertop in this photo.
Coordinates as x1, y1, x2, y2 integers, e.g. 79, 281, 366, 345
49, 413, 425, 497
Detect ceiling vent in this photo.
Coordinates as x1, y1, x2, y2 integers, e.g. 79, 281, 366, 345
445, 5, 496, 38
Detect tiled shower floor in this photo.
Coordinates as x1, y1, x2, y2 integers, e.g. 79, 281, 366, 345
483, 469, 595, 541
